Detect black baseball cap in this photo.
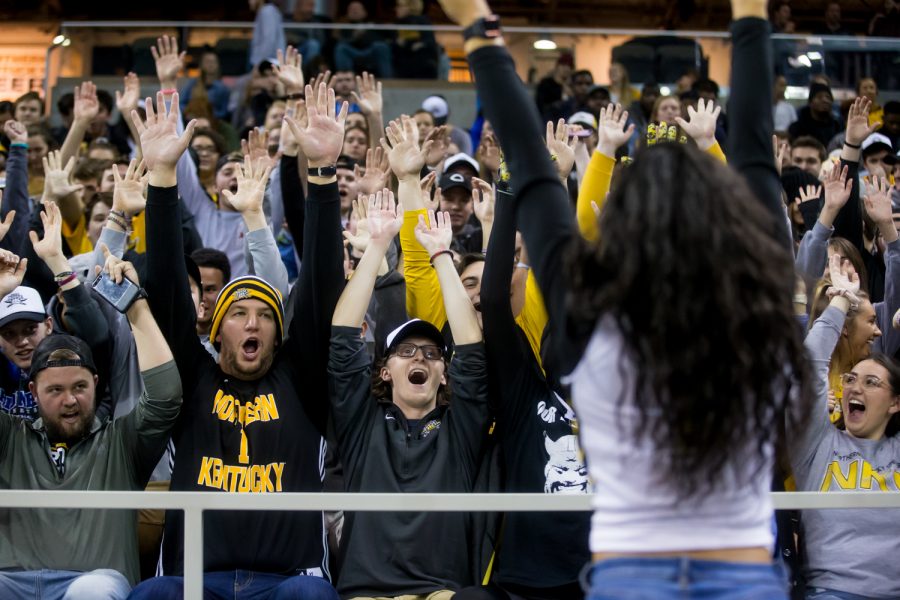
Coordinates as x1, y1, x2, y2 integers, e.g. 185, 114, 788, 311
438, 172, 473, 193
385, 319, 447, 357
29, 334, 97, 380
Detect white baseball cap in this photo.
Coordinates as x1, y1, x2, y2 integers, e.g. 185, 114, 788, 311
0, 286, 47, 329
442, 152, 480, 176
568, 111, 598, 130
861, 132, 893, 154
421, 95, 449, 120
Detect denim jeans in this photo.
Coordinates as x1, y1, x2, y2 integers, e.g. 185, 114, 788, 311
806, 589, 873, 600
585, 557, 789, 599
333, 41, 393, 78
0, 568, 131, 599
127, 570, 339, 600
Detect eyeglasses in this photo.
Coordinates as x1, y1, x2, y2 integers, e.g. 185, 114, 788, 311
841, 372, 890, 391
392, 343, 444, 361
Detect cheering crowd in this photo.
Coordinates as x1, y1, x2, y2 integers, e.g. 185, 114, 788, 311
0, 0, 898, 598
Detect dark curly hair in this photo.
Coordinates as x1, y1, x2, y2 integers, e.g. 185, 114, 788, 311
567, 142, 814, 498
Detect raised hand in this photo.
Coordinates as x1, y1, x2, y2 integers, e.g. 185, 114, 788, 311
73, 81, 100, 125
382, 115, 433, 180
354, 146, 390, 196
0, 192, 15, 243
343, 194, 372, 254
28, 200, 64, 262
279, 100, 303, 156
241, 128, 275, 170
828, 253, 860, 295
596, 102, 635, 157
112, 159, 149, 217
366, 189, 403, 246
351, 72, 383, 116
151, 35, 185, 88
415, 209, 453, 255
793, 184, 822, 208
546, 118, 577, 179
273, 46, 304, 94
772, 134, 788, 176
675, 97, 720, 150
475, 130, 501, 174
472, 177, 494, 225
310, 69, 332, 92
3, 120, 27, 144
115, 72, 141, 115
435, 0, 492, 27
822, 164, 852, 212
863, 176, 893, 226
42, 150, 83, 201
0, 249, 26, 298
221, 155, 273, 215
424, 125, 451, 168
845, 97, 881, 147
132, 91, 196, 177
419, 171, 440, 212
99, 243, 141, 286
284, 82, 348, 168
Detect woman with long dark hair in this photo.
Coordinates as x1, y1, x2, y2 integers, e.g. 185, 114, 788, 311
436, 0, 812, 596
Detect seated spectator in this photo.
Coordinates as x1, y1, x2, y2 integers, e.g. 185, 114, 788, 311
329, 190, 489, 599
248, 0, 286, 70
14, 92, 43, 127
180, 47, 231, 121
795, 256, 900, 600
608, 62, 639, 106
288, 0, 331, 65
391, 0, 438, 79
651, 94, 682, 125
0, 245, 182, 599
334, 1, 393, 78
773, 74, 797, 132
535, 53, 574, 119
584, 85, 611, 118
628, 82, 659, 134
789, 83, 842, 148
791, 136, 827, 176
857, 77, 883, 127
545, 69, 593, 123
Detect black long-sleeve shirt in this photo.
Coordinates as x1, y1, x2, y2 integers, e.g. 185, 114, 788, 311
0, 144, 31, 255
481, 188, 590, 590
145, 180, 344, 577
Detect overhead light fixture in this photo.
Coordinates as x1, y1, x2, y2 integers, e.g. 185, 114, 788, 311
61, 38, 71, 47
807, 51, 823, 60
52, 34, 66, 45
533, 35, 557, 51
660, 85, 671, 95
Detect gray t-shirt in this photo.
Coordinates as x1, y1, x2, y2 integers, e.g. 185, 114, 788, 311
794, 306, 900, 598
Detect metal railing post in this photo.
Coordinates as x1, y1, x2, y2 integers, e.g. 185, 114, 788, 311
183, 506, 204, 599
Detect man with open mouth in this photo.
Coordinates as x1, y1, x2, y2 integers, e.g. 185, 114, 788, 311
329, 190, 489, 599
794, 254, 900, 599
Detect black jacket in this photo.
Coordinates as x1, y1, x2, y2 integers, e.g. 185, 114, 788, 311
328, 327, 490, 598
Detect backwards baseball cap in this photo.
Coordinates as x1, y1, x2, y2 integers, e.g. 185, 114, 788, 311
385, 319, 447, 357
442, 152, 480, 176
209, 276, 285, 350
215, 152, 244, 173
29, 334, 97, 380
861, 132, 894, 157
0, 286, 48, 329
438, 171, 473, 193
568, 111, 598, 131
422, 95, 449, 120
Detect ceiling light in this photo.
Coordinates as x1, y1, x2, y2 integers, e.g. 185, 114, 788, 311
533, 37, 557, 51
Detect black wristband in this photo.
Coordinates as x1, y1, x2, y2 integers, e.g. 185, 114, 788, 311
308, 165, 337, 177
844, 141, 861, 149
463, 15, 502, 41
284, 92, 304, 100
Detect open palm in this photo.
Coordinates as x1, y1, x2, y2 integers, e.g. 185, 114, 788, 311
286, 83, 348, 166
367, 190, 403, 244
383, 116, 431, 179
222, 157, 272, 214
0, 250, 26, 298
134, 92, 195, 171
414, 210, 452, 254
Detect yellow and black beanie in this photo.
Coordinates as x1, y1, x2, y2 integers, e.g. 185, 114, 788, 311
209, 276, 285, 349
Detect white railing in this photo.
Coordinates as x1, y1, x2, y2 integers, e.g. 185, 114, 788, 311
0, 490, 898, 598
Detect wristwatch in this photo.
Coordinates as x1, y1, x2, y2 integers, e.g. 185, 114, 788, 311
463, 15, 502, 41
308, 165, 337, 177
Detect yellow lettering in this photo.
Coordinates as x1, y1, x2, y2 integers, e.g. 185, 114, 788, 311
212, 389, 226, 416
237, 465, 251, 492
860, 461, 888, 491
271, 462, 284, 492
197, 456, 214, 487
245, 401, 259, 426
258, 394, 279, 421
238, 428, 250, 464
820, 461, 859, 491
894, 471, 900, 489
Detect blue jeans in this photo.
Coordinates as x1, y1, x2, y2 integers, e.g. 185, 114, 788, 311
806, 589, 872, 600
0, 568, 131, 599
585, 557, 789, 599
333, 41, 393, 78
127, 570, 339, 600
